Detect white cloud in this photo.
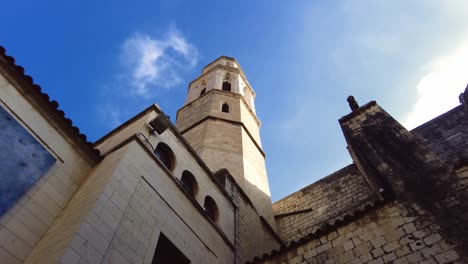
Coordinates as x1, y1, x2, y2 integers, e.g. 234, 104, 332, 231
403, 37, 468, 129
121, 26, 198, 98
97, 104, 122, 128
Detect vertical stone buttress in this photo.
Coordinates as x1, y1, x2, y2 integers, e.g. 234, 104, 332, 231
339, 98, 468, 257
176, 56, 276, 228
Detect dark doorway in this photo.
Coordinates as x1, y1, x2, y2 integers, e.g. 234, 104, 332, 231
152, 233, 190, 264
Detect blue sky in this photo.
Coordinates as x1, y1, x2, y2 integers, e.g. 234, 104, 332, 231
2, 1, 468, 201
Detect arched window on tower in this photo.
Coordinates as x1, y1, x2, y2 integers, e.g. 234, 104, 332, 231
222, 81, 231, 92
155, 142, 176, 171
204, 196, 219, 222
221, 103, 229, 113
181, 171, 198, 197
200, 88, 206, 96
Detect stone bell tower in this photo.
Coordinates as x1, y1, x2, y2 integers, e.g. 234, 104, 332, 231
176, 56, 276, 227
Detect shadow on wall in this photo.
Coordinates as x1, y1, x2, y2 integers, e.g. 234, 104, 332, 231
214, 169, 282, 263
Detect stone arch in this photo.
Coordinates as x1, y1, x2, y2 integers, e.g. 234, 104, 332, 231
222, 81, 231, 92
222, 103, 229, 113
181, 170, 198, 197
155, 142, 176, 171
204, 196, 218, 222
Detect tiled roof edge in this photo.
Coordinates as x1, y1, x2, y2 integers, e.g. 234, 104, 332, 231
0, 45, 101, 164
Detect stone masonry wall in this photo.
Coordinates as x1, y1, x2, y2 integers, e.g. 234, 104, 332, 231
95, 109, 237, 241
412, 105, 468, 167
30, 139, 235, 263
0, 72, 94, 264
339, 101, 468, 253
100, 141, 235, 264
177, 90, 261, 145
241, 128, 275, 227
24, 146, 128, 263
256, 201, 464, 264
177, 90, 276, 228
273, 164, 377, 244
222, 175, 281, 264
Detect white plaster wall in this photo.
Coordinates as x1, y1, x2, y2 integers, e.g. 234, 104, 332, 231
0, 74, 94, 264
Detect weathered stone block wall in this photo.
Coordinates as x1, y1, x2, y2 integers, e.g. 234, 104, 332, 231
152, 125, 237, 238
184, 119, 245, 185
340, 101, 468, 253
104, 176, 232, 263
239, 95, 261, 145
273, 164, 377, 244
412, 105, 468, 166
29, 139, 236, 263
24, 146, 128, 263
177, 90, 275, 228
177, 91, 242, 133
256, 202, 464, 264
0, 73, 94, 264
241, 128, 275, 227
222, 175, 281, 264
178, 90, 260, 144
97, 109, 237, 240
96, 142, 234, 264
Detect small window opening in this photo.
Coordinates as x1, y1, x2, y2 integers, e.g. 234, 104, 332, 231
204, 196, 219, 222
222, 103, 229, 113
152, 233, 190, 264
200, 88, 206, 96
181, 171, 198, 197
222, 81, 231, 92
155, 142, 175, 171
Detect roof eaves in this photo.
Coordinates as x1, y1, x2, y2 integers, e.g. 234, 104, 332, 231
0, 45, 101, 164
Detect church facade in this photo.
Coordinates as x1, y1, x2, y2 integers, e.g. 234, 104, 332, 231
0, 45, 467, 264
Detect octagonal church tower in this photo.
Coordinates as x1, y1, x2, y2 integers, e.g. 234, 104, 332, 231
176, 56, 276, 228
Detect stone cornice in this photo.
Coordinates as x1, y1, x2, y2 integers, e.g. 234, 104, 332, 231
179, 115, 266, 158
177, 89, 261, 127
189, 63, 256, 98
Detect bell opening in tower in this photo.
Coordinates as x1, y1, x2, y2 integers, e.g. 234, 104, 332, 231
222, 81, 231, 92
